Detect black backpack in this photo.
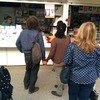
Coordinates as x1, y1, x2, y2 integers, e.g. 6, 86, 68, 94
0, 66, 13, 100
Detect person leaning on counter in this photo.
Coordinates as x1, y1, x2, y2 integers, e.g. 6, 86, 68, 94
2, 16, 15, 26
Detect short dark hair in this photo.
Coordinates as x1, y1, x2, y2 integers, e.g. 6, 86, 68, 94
55, 22, 66, 38
57, 20, 63, 26
5, 16, 12, 20
26, 16, 39, 30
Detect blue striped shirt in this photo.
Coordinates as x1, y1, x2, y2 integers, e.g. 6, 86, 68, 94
64, 42, 100, 84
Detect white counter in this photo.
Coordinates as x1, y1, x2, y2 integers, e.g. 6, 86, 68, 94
0, 40, 51, 48
0, 41, 53, 66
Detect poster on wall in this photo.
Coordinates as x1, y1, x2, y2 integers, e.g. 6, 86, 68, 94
16, 10, 22, 17
97, 7, 100, 12
45, 4, 55, 18
79, 6, 84, 13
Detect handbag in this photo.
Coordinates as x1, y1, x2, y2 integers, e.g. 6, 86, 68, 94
60, 43, 75, 84
60, 64, 70, 84
32, 33, 42, 64
90, 90, 98, 100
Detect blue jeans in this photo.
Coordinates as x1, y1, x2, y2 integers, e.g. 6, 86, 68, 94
68, 80, 95, 100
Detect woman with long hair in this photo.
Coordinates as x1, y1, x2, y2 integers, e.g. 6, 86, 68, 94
64, 22, 100, 100
43, 21, 70, 97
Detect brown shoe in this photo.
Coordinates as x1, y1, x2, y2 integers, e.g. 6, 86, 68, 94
51, 91, 62, 97
52, 68, 55, 72
54, 85, 58, 88
54, 85, 64, 90
29, 87, 39, 94
24, 86, 28, 90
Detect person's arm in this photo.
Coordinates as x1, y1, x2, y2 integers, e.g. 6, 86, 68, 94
96, 49, 100, 78
16, 35, 22, 52
46, 39, 56, 62
2, 21, 6, 26
38, 32, 45, 61
63, 43, 72, 65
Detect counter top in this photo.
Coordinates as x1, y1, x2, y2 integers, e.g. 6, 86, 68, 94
0, 41, 51, 48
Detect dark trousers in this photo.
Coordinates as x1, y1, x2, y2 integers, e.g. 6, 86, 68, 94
24, 53, 40, 91
68, 80, 95, 100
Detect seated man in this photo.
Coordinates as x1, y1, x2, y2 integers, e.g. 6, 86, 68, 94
2, 16, 15, 26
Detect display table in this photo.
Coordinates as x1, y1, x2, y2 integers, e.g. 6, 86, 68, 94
0, 41, 53, 66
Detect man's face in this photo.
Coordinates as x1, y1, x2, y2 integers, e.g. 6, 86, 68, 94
7, 18, 12, 24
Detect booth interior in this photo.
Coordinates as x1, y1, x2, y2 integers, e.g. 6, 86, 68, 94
68, 5, 100, 42
2, 2, 100, 65
0, 2, 63, 65
0, 2, 63, 43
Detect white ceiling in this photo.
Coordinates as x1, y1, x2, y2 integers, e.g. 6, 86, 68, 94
0, 0, 100, 5
0, 0, 67, 3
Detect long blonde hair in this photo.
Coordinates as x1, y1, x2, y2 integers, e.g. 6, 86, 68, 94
75, 22, 99, 53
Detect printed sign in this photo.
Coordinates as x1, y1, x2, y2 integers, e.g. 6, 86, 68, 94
45, 4, 55, 18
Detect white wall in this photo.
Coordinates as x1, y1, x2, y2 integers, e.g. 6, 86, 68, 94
55, 5, 63, 16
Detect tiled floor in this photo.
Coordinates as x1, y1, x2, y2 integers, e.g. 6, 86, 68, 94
6, 66, 100, 100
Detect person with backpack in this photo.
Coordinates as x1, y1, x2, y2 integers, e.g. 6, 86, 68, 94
43, 21, 70, 97
16, 16, 45, 94
63, 22, 100, 100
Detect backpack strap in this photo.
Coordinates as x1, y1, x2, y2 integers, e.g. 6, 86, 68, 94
67, 42, 75, 65
35, 32, 40, 43
33, 32, 40, 47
